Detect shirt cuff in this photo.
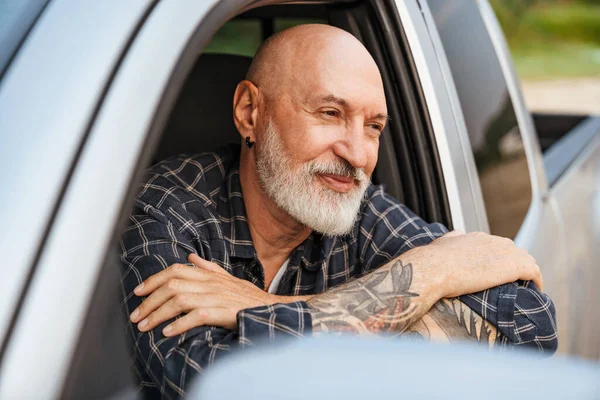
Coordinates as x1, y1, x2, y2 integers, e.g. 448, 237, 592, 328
237, 301, 313, 347
459, 282, 518, 343
496, 282, 518, 342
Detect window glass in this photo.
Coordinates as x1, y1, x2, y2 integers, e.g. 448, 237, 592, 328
427, 0, 532, 239
490, 0, 600, 116
203, 20, 263, 57
274, 18, 328, 32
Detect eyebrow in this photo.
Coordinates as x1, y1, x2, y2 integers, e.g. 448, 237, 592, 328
319, 94, 390, 121
321, 94, 349, 108
372, 113, 391, 121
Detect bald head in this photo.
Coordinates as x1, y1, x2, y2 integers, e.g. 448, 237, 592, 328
246, 24, 383, 99
233, 24, 387, 234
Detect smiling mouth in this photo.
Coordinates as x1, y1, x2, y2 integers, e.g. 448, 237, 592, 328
317, 173, 357, 193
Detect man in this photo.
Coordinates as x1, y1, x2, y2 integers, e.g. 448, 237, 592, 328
121, 25, 557, 398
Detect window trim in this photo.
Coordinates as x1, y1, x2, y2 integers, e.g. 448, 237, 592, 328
0, 0, 156, 391
372, 0, 451, 225
543, 117, 600, 188
330, 0, 451, 225
394, 0, 490, 233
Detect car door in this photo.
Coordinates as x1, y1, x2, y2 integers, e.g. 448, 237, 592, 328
0, 1, 155, 398
0, 0, 203, 398
419, 0, 600, 359
0, 0, 465, 397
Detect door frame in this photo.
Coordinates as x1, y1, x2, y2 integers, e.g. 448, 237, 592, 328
0, 0, 155, 394
395, 0, 490, 233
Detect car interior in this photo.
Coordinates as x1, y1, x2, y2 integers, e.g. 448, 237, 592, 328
152, 3, 452, 226
532, 113, 589, 152
60, 2, 454, 398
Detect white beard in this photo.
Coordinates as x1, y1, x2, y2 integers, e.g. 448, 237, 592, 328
255, 119, 370, 236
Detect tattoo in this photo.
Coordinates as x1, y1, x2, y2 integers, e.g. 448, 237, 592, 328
308, 258, 498, 347
405, 299, 498, 348
308, 260, 421, 334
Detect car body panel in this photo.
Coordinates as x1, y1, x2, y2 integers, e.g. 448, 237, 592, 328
0, 0, 152, 359
548, 132, 600, 359
0, 0, 599, 397
422, 0, 600, 357
476, 0, 599, 357
194, 338, 600, 399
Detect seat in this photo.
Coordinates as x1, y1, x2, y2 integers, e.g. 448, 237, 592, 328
153, 53, 253, 163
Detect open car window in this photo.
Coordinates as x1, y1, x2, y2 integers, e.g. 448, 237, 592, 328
56, 1, 450, 397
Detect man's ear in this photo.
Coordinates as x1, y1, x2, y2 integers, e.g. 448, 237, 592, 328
233, 80, 260, 140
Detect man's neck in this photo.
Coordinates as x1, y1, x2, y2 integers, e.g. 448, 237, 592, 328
239, 151, 312, 285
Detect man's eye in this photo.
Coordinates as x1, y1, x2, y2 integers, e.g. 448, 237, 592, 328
368, 124, 383, 132
322, 110, 339, 117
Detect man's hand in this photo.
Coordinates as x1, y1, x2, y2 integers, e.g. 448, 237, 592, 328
129, 254, 311, 336
420, 230, 543, 298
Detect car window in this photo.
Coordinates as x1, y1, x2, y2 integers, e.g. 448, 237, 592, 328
203, 17, 329, 57
203, 19, 263, 57
274, 17, 328, 32
426, 0, 532, 239
0, 0, 49, 78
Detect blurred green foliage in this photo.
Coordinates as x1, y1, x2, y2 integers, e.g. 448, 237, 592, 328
491, 0, 600, 78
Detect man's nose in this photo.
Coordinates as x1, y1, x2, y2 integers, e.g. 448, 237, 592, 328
332, 122, 369, 170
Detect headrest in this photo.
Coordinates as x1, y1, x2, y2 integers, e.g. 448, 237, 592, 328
154, 53, 253, 163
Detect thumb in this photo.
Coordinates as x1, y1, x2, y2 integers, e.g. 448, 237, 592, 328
188, 253, 227, 274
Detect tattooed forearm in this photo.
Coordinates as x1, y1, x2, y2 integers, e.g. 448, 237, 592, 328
405, 299, 498, 347
307, 258, 499, 347
308, 259, 424, 335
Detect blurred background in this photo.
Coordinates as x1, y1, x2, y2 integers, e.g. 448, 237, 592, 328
490, 0, 600, 115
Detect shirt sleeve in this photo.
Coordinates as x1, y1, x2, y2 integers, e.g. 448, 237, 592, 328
358, 185, 558, 354
459, 281, 558, 353
121, 200, 311, 398
357, 185, 448, 272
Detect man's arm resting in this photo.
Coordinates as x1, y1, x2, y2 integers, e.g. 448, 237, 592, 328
305, 257, 498, 347
240, 233, 557, 352
121, 205, 313, 396
301, 253, 556, 352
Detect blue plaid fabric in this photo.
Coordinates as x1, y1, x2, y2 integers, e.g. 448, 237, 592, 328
121, 145, 557, 399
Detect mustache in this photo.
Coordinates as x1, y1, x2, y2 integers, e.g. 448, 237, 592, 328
307, 158, 367, 182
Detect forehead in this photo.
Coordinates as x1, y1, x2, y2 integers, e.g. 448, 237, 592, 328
304, 80, 387, 114
291, 54, 387, 112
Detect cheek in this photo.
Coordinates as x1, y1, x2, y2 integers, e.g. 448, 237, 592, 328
282, 122, 339, 161
364, 141, 379, 176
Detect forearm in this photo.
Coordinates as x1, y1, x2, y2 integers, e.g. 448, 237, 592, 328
274, 295, 313, 303
405, 298, 498, 347
307, 255, 498, 346
307, 256, 442, 335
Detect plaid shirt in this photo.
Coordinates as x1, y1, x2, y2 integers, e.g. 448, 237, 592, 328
121, 145, 558, 399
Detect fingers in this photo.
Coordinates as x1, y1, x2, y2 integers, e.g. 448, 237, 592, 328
533, 269, 544, 292
514, 250, 543, 292
136, 293, 228, 333
527, 263, 543, 292
130, 278, 207, 324
134, 263, 205, 296
163, 307, 236, 336
134, 256, 227, 296
188, 253, 227, 274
